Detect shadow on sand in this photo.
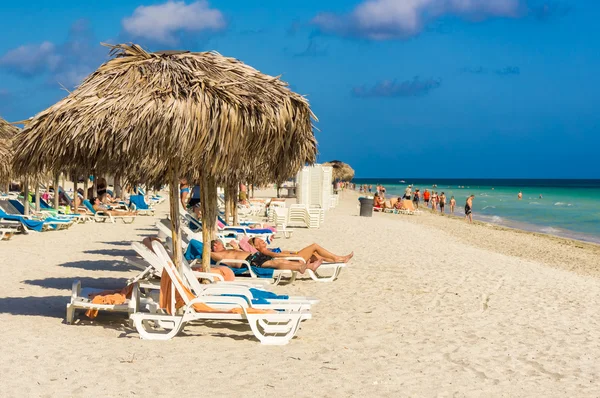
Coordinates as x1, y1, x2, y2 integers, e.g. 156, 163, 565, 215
23, 276, 129, 291
59, 259, 137, 273
83, 249, 137, 257
99, 241, 133, 247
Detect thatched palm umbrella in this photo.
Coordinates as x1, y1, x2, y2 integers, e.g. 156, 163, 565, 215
13, 43, 316, 270
324, 160, 355, 182
0, 117, 17, 186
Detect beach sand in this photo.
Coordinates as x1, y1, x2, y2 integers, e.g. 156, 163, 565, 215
1, 189, 600, 397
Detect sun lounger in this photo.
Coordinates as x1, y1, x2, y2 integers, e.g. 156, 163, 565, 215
8, 199, 76, 228
82, 199, 136, 223
128, 194, 155, 216
66, 280, 160, 324
0, 228, 15, 240
0, 206, 65, 232
130, 241, 310, 344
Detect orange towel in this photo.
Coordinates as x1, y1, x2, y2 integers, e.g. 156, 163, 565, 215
159, 267, 271, 315
85, 284, 134, 319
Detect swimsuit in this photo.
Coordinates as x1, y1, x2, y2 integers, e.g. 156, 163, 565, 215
465, 204, 472, 215
246, 252, 272, 268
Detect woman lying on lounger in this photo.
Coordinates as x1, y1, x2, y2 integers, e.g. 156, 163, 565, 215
91, 197, 136, 216
248, 237, 353, 265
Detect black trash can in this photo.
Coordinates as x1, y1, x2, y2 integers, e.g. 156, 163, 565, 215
359, 197, 374, 217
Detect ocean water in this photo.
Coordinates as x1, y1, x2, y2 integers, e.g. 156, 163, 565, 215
353, 179, 600, 244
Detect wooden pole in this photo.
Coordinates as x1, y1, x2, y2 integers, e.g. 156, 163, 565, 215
34, 179, 41, 212
200, 174, 217, 273
224, 185, 231, 225
53, 173, 60, 210
23, 178, 30, 215
82, 175, 88, 200
114, 173, 122, 198
73, 178, 78, 211
232, 183, 239, 226
61, 173, 66, 193
92, 173, 98, 197
169, 166, 183, 268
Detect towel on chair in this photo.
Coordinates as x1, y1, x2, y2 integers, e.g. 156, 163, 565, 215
85, 285, 134, 319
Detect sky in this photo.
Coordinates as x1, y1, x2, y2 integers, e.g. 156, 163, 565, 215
0, 0, 598, 178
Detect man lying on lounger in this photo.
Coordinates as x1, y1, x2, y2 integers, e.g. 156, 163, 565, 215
210, 240, 320, 273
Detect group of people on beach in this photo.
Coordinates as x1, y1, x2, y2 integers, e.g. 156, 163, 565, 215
359, 183, 477, 223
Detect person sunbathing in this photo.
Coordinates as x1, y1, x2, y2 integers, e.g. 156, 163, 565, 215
91, 197, 136, 216
249, 237, 353, 264
394, 197, 404, 210
210, 240, 319, 273
373, 194, 385, 209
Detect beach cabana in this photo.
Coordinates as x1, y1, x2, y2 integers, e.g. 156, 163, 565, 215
12, 43, 317, 270
324, 160, 355, 182
0, 117, 18, 186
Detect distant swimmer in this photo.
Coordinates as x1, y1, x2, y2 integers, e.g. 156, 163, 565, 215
539, 194, 543, 199
450, 196, 456, 214
518, 191, 523, 200
465, 195, 475, 223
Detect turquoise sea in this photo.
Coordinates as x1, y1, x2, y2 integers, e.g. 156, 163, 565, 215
353, 179, 600, 244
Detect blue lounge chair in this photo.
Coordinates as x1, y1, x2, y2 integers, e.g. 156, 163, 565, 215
128, 194, 155, 216
0, 206, 58, 232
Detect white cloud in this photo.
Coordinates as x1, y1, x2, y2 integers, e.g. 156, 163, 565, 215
313, 0, 525, 40
0, 42, 61, 77
122, 1, 226, 45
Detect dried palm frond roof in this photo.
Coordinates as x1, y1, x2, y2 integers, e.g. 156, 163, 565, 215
323, 160, 354, 181
12, 43, 317, 182
0, 117, 18, 182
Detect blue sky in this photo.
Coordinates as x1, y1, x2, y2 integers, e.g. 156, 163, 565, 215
1, 0, 597, 178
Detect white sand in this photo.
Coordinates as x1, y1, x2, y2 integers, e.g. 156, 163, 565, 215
1, 189, 600, 397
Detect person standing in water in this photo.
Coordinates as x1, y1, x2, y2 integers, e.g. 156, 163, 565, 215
465, 195, 475, 223
439, 192, 446, 214
450, 196, 456, 214
518, 191, 523, 200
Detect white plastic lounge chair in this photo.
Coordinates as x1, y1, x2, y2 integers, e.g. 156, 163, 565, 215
82, 199, 136, 224
130, 241, 310, 345
0, 228, 15, 240
66, 279, 159, 324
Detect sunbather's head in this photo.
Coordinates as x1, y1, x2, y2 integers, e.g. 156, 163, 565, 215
249, 237, 267, 251
211, 239, 225, 252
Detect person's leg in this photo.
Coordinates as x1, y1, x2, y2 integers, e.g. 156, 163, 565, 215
296, 243, 352, 263
262, 259, 307, 273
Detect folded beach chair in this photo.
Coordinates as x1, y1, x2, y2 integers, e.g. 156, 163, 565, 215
128, 194, 155, 216
130, 241, 310, 344
82, 199, 136, 224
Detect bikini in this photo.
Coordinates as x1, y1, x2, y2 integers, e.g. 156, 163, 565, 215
246, 252, 272, 268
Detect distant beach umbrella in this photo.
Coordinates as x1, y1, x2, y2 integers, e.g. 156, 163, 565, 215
323, 160, 355, 182
12, 43, 316, 270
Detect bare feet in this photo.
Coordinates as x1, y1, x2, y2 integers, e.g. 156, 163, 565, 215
336, 252, 354, 263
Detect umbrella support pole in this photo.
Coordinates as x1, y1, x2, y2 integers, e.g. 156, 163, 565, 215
82, 177, 88, 200
23, 178, 30, 215
34, 180, 41, 212
73, 178, 78, 211
200, 174, 217, 273
53, 173, 60, 210
232, 183, 239, 226
224, 185, 231, 225
169, 166, 183, 268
